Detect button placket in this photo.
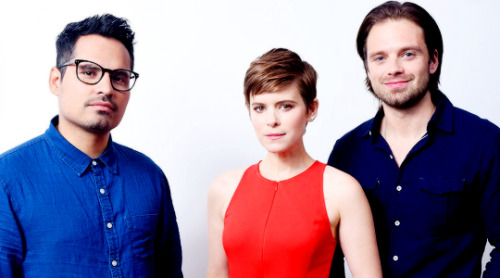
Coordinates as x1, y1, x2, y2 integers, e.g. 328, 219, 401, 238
91, 160, 122, 277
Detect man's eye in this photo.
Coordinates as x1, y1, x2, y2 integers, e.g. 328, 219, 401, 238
112, 73, 130, 84
79, 67, 100, 78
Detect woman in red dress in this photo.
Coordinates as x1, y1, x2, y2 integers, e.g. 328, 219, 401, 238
207, 48, 382, 278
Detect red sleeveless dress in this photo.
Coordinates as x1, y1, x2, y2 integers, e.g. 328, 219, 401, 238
223, 161, 336, 278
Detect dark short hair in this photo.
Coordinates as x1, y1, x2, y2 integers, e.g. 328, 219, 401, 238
56, 14, 135, 76
356, 1, 443, 93
244, 48, 317, 112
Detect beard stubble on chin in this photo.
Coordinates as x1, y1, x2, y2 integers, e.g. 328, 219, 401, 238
84, 111, 114, 134
367, 72, 431, 109
83, 95, 119, 133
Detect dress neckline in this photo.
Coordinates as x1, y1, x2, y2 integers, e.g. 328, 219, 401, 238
256, 160, 320, 183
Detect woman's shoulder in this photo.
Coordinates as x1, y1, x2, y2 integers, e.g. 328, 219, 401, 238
212, 168, 247, 188
323, 165, 364, 201
323, 165, 358, 186
209, 167, 247, 202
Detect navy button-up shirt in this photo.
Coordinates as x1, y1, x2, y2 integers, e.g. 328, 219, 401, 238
328, 91, 500, 277
0, 117, 183, 277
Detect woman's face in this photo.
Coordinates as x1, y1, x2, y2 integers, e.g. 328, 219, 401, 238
249, 84, 316, 155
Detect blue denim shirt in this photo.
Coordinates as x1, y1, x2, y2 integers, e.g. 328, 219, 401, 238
328, 91, 500, 277
0, 117, 183, 277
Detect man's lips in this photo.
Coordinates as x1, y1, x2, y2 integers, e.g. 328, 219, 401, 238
384, 80, 409, 89
88, 101, 117, 112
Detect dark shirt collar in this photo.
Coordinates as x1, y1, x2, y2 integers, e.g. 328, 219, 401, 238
361, 90, 455, 141
43, 116, 118, 176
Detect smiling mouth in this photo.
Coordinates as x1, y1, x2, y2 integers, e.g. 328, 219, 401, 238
385, 80, 409, 89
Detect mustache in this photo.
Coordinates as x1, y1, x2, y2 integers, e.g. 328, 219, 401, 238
85, 95, 118, 111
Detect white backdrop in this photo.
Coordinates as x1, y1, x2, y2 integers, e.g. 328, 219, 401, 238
0, 1, 499, 277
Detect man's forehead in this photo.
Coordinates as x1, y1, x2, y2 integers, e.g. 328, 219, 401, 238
366, 19, 425, 52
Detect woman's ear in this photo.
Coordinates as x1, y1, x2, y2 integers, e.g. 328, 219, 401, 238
308, 99, 319, 122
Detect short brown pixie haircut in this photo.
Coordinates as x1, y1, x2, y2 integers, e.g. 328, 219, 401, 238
244, 48, 317, 112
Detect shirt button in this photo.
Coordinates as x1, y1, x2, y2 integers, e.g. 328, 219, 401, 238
394, 220, 401, 226
111, 260, 118, 267
389, 155, 394, 160
92, 160, 97, 166
396, 185, 402, 191
107, 222, 113, 229
393, 255, 399, 261
100, 188, 105, 194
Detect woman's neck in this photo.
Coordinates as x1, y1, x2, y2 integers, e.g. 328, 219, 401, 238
259, 142, 315, 181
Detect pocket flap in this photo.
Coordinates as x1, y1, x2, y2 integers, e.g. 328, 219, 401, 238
356, 176, 380, 190
418, 177, 465, 195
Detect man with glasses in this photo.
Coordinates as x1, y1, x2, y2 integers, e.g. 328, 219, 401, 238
0, 14, 183, 277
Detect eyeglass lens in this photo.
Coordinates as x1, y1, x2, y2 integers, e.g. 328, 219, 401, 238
77, 61, 136, 91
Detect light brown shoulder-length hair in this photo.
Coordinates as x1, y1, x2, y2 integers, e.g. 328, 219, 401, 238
243, 48, 317, 112
357, 1, 443, 94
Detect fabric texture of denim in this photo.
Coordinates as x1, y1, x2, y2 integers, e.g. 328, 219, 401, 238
0, 116, 183, 277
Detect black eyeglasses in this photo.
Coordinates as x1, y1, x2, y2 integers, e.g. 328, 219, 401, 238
59, 59, 139, 92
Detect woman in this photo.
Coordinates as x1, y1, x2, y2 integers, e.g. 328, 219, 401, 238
207, 48, 382, 278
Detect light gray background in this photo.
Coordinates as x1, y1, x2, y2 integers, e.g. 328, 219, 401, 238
0, 1, 498, 277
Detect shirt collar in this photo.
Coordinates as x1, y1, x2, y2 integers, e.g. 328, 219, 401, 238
43, 116, 118, 176
428, 90, 454, 134
359, 107, 384, 142
361, 90, 455, 140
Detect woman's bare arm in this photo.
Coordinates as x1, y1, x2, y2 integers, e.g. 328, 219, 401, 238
324, 166, 382, 278
206, 169, 244, 278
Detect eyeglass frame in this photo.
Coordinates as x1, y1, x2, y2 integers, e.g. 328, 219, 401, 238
58, 59, 139, 92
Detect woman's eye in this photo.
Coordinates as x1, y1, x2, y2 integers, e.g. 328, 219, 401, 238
253, 106, 264, 112
280, 103, 293, 110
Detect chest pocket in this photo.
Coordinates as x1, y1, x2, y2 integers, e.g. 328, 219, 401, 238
355, 175, 380, 191
418, 176, 467, 235
125, 214, 158, 260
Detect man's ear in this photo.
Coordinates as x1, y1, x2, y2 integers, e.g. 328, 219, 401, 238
429, 49, 439, 74
49, 67, 62, 96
